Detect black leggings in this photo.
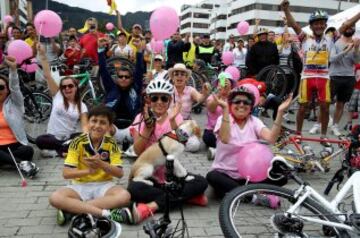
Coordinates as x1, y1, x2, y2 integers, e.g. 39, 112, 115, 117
203, 129, 217, 148
128, 174, 208, 211
35, 133, 80, 156
206, 170, 288, 197
0, 143, 34, 167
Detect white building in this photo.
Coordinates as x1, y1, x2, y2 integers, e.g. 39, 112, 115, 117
0, 0, 29, 27
180, 0, 360, 40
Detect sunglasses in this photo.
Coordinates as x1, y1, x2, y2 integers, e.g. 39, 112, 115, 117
154, 59, 162, 62
174, 71, 187, 77
150, 95, 170, 103
0, 85, 6, 90
231, 98, 252, 106
60, 84, 75, 90
118, 75, 131, 79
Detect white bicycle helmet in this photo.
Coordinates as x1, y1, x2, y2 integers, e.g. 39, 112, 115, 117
146, 78, 174, 95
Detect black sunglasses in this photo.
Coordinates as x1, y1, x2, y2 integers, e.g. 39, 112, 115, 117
231, 98, 252, 106
60, 84, 75, 90
0, 85, 6, 90
118, 75, 131, 79
150, 95, 170, 103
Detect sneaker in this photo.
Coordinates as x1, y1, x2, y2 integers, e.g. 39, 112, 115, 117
40, 149, 57, 158
56, 209, 73, 226
320, 136, 332, 147
207, 147, 216, 161
344, 123, 352, 132
110, 207, 133, 224
253, 194, 281, 209
187, 194, 208, 207
132, 203, 153, 224
19, 161, 39, 178
330, 124, 341, 137
309, 123, 320, 134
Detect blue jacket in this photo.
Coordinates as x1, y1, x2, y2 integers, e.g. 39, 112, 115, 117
98, 51, 145, 125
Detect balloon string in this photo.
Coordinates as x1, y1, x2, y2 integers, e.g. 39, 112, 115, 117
38, 23, 43, 42
150, 52, 154, 71
245, 176, 250, 185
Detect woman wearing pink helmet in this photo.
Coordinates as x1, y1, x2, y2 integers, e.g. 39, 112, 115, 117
206, 85, 292, 203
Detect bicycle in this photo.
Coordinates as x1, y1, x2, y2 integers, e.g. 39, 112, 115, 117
219, 156, 360, 238
273, 126, 351, 173
143, 155, 190, 238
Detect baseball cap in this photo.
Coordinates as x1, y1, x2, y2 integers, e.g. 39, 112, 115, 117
154, 54, 164, 61
133, 24, 142, 30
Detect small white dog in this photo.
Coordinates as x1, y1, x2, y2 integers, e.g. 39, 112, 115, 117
129, 120, 201, 185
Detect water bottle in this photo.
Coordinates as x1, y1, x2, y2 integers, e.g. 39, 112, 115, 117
302, 144, 314, 155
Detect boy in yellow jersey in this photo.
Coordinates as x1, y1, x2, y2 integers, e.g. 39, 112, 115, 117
49, 106, 132, 225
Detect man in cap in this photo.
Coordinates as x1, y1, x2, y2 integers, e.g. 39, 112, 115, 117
196, 34, 216, 65
246, 28, 279, 76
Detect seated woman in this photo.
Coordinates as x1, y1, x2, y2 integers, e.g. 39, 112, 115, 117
36, 44, 88, 157
206, 85, 292, 199
0, 56, 39, 177
169, 63, 211, 152
203, 72, 235, 159
127, 78, 208, 224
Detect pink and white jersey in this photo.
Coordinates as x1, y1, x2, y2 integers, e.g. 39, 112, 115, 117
211, 115, 266, 179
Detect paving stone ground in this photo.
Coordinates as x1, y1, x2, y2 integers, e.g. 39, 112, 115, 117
0, 109, 353, 237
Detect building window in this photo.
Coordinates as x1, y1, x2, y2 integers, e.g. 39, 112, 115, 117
193, 13, 209, 19
181, 22, 191, 30
181, 12, 192, 20
193, 23, 209, 29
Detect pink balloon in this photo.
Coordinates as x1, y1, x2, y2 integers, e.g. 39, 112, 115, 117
239, 83, 260, 106
4, 15, 13, 25
150, 39, 164, 54
225, 66, 240, 81
7, 40, 33, 64
106, 22, 114, 31
222, 51, 234, 66
150, 6, 179, 41
34, 10, 62, 38
21, 58, 38, 73
237, 142, 274, 182
237, 21, 250, 36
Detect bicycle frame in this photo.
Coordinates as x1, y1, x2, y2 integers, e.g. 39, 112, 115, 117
287, 171, 360, 232
275, 135, 351, 172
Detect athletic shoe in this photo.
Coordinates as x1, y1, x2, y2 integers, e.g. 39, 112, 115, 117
40, 149, 57, 158
344, 123, 352, 132
110, 207, 133, 224
19, 161, 39, 178
309, 123, 320, 134
330, 124, 341, 137
187, 194, 208, 207
132, 203, 153, 224
253, 194, 281, 209
320, 136, 332, 147
207, 147, 216, 161
56, 209, 66, 226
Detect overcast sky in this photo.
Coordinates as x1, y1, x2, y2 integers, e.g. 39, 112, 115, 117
52, 0, 203, 14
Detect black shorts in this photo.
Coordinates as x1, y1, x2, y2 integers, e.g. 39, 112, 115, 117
330, 76, 356, 103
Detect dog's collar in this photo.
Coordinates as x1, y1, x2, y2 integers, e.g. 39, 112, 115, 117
164, 129, 189, 145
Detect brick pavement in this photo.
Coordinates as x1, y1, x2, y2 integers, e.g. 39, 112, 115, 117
0, 111, 349, 237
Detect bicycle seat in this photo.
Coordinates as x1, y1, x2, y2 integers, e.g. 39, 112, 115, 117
267, 156, 294, 181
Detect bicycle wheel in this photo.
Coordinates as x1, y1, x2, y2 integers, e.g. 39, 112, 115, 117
23, 92, 53, 144
257, 65, 288, 99
219, 184, 349, 238
106, 56, 135, 78
81, 88, 104, 109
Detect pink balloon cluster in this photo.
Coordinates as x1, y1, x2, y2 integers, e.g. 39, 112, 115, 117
34, 10, 62, 38
150, 6, 179, 40
225, 66, 240, 81
106, 22, 114, 31
222, 51, 234, 66
150, 39, 164, 54
237, 21, 249, 36
7, 40, 33, 64
237, 142, 274, 182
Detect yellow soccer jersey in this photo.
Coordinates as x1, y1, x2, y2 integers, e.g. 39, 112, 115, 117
64, 134, 122, 184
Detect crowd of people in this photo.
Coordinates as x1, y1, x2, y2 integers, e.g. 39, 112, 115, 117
0, 0, 360, 232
